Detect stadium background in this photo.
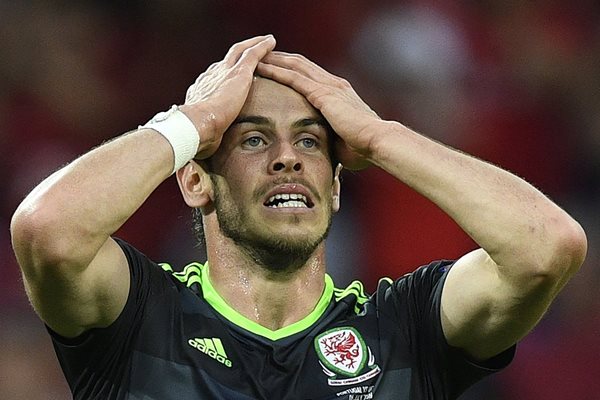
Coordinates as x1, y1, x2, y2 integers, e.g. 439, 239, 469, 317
1, 1, 599, 398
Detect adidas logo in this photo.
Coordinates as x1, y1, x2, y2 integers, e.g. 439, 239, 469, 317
188, 337, 232, 368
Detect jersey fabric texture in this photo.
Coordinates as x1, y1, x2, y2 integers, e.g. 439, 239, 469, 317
48, 239, 514, 399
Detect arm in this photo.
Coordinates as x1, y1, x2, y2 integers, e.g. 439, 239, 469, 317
257, 52, 587, 360
10, 35, 276, 338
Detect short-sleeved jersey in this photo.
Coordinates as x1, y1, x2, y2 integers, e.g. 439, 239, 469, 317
49, 239, 514, 399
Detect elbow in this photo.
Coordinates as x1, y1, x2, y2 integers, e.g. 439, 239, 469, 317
11, 200, 85, 276
558, 218, 587, 273
539, 216, 587, 282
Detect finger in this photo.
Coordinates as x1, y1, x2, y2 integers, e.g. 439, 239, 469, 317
203, 61, 220, 75
262, 51, 334, 83
235, 35, 277, 70
256, 61, 320, 99
223, 35, 275, 66
334, 138, 371, 171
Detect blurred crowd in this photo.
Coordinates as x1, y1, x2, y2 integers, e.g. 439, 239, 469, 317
1, 1, 599, 398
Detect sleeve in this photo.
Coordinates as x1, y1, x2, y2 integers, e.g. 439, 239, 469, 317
46, 238, 172, 398
386, 260, 515, 398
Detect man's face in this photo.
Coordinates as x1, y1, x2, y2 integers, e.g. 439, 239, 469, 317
207, 77, 340, 267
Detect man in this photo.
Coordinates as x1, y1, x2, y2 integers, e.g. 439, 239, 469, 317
10, 35, 586, 399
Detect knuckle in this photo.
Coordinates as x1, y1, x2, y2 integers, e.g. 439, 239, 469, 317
195, 71, 207, 84
306, 89, 326, 108
335, 77, 351, 88
229, 42, 243, 53
242, 46, 260, 58
288, 52, 305, 60
286, 56, 302, 68
287, 53, 306, 66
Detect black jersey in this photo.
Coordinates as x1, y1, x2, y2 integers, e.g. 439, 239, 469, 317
49, 239, 514, 399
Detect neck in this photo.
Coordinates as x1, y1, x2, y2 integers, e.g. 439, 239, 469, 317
205, 234, 328, 331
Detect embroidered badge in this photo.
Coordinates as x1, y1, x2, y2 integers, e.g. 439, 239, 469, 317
315, 327, 381, 386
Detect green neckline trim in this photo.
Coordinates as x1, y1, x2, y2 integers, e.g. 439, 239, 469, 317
200, 263, 334, 341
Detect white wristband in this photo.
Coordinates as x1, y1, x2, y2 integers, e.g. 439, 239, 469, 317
140, 105, 200, 174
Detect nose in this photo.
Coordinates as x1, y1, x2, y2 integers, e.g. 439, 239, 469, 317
269, 142, 303, 174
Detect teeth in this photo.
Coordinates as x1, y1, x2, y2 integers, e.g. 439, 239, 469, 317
267, 194, 308, 206
268, 200, 307, 208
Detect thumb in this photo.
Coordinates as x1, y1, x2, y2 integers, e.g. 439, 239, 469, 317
334, 137, 371, 171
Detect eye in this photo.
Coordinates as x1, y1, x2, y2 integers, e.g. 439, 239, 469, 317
243, 136, 266, 148
297, 137, 317, 149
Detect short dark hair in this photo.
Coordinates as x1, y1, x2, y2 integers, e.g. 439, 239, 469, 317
192, 207, 205, 246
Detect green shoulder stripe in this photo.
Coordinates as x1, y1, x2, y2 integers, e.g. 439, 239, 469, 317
333, 280, 369, 314
334, 280, 368, 302
160, 262, 203, 288
160, 263, 174, 273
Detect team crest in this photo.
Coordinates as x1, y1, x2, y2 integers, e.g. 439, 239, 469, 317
315, 327, 381, 386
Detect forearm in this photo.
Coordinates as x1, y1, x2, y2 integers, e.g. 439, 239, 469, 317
368, 120, 586, 276
228, 49, 585, 277
12, 34, 276, 276
256, 47, 587, 362
11, 129, 173, 271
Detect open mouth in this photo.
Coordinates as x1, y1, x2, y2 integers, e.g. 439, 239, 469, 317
264, 193, 313, 209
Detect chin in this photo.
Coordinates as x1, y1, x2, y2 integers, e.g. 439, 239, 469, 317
253, 235, 325, 272
273, 224, 329, 242
221, 221, 330, 271
262, 228, 323, 248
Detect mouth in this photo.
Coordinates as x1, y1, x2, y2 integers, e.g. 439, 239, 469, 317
264, 193, 313, 209
263, 184, 315, 209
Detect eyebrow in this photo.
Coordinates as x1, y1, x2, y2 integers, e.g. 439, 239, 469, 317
233, 115, 273, 127
292, 117, 328, 130
233, 115, 329, 130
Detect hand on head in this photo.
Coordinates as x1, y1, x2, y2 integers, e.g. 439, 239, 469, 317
257, 51, 380, 170
180, 36, 377, 170
179, 35, 276, 160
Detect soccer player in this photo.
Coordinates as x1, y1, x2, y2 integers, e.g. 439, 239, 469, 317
10, 35, 587, 399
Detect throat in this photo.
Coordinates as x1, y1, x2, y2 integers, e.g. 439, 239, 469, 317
252, 296, 304, 331
223, 270, 326, 331
240, 242, 310, 274
207, 248, 328, 332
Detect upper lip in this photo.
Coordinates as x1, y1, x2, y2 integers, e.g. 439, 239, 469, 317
263, 183, 315, 208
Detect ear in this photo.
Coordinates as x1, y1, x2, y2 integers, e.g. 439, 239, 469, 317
331, 163, 343, 213
176, 160, 214, 209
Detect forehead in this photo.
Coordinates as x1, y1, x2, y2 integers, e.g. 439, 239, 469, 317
239, 76, 320, 121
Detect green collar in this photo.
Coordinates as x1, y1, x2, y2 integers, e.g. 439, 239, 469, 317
200, 263, 334, 341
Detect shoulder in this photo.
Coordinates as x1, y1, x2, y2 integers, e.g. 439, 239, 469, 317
366, 260, 456, 322
381, 259, 455, 293
159, 261, 206, 291
332, 279, 370, 315
330, 260, 455, 316
113, 237, 206, 297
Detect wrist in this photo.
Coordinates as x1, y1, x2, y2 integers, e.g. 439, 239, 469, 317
140, 105, 200, 174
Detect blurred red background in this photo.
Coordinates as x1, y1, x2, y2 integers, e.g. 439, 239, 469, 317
2, 1, 599, 398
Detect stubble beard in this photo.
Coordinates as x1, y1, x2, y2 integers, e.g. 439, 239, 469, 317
211, 175, 332, 273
